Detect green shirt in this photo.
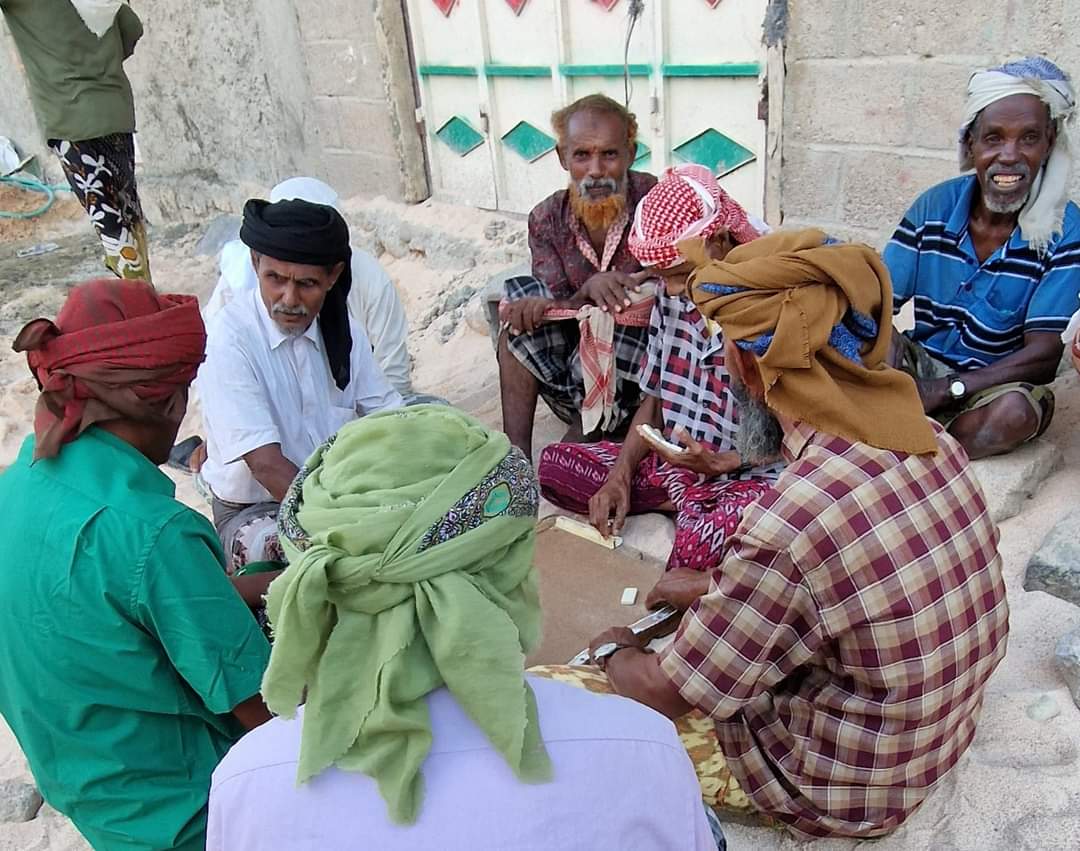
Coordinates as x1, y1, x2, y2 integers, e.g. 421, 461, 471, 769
0, 0, 141, 141
0, 429, 270, 851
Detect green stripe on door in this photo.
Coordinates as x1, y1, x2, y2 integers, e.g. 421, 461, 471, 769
559, 64, 651, 77
661, 63, 761, 77
419, 65, 479, 77
485, 64, 551, 77
419, 62, 761, 79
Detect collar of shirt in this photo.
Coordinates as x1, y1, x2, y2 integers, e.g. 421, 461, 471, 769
946, 174, 1034, 257
38, 427, 176, 499
253, 287, 322, 352
780, 421, 818, 463
566, 202, 631, 273
676, 295, 725, 356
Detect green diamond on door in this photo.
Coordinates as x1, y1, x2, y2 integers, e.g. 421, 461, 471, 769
435, 116, 485, 157
673, 129, 755, 177
633, 141, 651, 170
501, 121, 557, 162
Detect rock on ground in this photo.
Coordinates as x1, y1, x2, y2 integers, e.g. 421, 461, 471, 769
1056, 628, 1080, 710
972, 438, 1062, 524
0, 779, 41, 822
1025, 506, 1080, 607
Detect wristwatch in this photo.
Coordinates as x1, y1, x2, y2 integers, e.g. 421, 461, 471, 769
946, 374, 967, 401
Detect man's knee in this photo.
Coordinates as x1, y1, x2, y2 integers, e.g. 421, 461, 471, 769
950, 391, 1040, 456
497, 331, 535, 387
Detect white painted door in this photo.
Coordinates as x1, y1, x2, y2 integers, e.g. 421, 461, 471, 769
403, 0, 768, 216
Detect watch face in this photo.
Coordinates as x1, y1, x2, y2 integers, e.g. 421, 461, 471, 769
950, 380, 966, 398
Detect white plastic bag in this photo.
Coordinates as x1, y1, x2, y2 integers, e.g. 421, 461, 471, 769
0, 137, 27, 177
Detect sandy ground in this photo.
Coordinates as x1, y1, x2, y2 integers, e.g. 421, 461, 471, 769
1, 193, 1080, 850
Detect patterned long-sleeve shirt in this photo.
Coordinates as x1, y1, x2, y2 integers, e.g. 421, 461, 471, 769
528, 170, 657, 299
661, 421, 1009, 839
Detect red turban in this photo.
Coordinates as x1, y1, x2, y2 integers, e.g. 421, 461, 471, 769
12, 279, 206, 461
627, 164, 762, 269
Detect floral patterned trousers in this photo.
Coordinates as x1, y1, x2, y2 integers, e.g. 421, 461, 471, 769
50, 134, 152, 283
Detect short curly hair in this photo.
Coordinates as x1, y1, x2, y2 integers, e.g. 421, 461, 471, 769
551, 93, 638, 152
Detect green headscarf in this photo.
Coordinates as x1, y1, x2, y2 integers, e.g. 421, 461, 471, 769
261, 405, 550, 823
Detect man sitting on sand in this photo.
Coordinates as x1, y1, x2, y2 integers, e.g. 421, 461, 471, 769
535, 230, 1009, 839
207, 406, 720, 851
204, 177, 415, 397
538, 165, 782, 572
199, 196, 403, 573
886, 57, 1080, 458
498, 94, 657, 457
0, 279, 270, 851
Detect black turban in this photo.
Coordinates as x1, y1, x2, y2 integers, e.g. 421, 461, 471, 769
240, 198, 353, 390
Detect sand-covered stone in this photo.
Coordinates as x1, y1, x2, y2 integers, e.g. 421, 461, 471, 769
1056, 628, 1080, 710
1025, 507, 1080, 606
972, 439, 1062, 523
0, 780, 41, 823
620, 513, 677, 565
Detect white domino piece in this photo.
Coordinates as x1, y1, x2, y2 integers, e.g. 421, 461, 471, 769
620, 587, 638, 606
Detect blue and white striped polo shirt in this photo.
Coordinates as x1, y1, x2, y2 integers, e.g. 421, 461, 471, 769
884, 174, 1080, 369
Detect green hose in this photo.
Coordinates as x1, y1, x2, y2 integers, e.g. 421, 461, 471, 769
0, 174, 70, 220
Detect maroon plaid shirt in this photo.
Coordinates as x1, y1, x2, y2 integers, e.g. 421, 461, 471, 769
661, 421, 1008, 838
528, 170, 657, 299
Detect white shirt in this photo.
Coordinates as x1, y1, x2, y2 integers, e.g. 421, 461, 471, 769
199, 286, 404, 504
208, 677, 714, 851
204, 239, 414, 395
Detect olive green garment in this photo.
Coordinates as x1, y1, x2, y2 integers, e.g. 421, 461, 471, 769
0, 0, 141, 142
0, 429, 270, 851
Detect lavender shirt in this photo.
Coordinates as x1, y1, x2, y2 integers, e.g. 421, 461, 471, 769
208, 676, 713, 850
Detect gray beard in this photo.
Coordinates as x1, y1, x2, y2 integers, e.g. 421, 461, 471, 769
983, 191, 1029, 214
729, 376, 784, 464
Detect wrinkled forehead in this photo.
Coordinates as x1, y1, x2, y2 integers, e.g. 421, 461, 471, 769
971, 93, 1053, 133
254, 252, 337, 283
564, 109, 631, 148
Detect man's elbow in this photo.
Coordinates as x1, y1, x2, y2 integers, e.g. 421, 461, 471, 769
1033, 342, 1066, 384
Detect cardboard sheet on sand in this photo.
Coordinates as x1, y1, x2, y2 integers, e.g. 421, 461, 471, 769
525, 517, 667, 666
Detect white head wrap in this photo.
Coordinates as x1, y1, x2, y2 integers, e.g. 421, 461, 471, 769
960, 57, 1076, 256
270, 177, 343, 212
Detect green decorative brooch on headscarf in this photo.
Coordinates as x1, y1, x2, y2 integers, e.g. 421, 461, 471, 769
262, 404, 550, 824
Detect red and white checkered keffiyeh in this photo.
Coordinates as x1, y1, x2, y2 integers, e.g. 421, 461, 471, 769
628, 164, 762, 269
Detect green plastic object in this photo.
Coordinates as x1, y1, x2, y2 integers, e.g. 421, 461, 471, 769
236, 559, 286, 576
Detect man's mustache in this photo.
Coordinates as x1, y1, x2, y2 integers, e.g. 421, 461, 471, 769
576, 177, 621, 195
272, 302, 309, 317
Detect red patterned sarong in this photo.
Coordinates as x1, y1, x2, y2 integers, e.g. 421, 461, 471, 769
538, 440, 771, 570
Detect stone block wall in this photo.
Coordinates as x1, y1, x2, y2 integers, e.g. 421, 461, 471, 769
781, 0, 1080, 248
0, 0, 427, 221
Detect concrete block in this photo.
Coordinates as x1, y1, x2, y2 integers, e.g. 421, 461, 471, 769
785, 0, 848, 60
906, 63, 973, 152
304, 39, 365, 97
838, 150, 954, 236
312, 96, 344, 149
0, 779, 42, 822
1026, 505, 1080, 607
322, 150, 402, 200
310, 40, 388, 102
779, 144, 844, 224
335, 98, 396, 155
974, 438, 1062, 524
293, 0, 373, 41
786, 61, 910, 147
